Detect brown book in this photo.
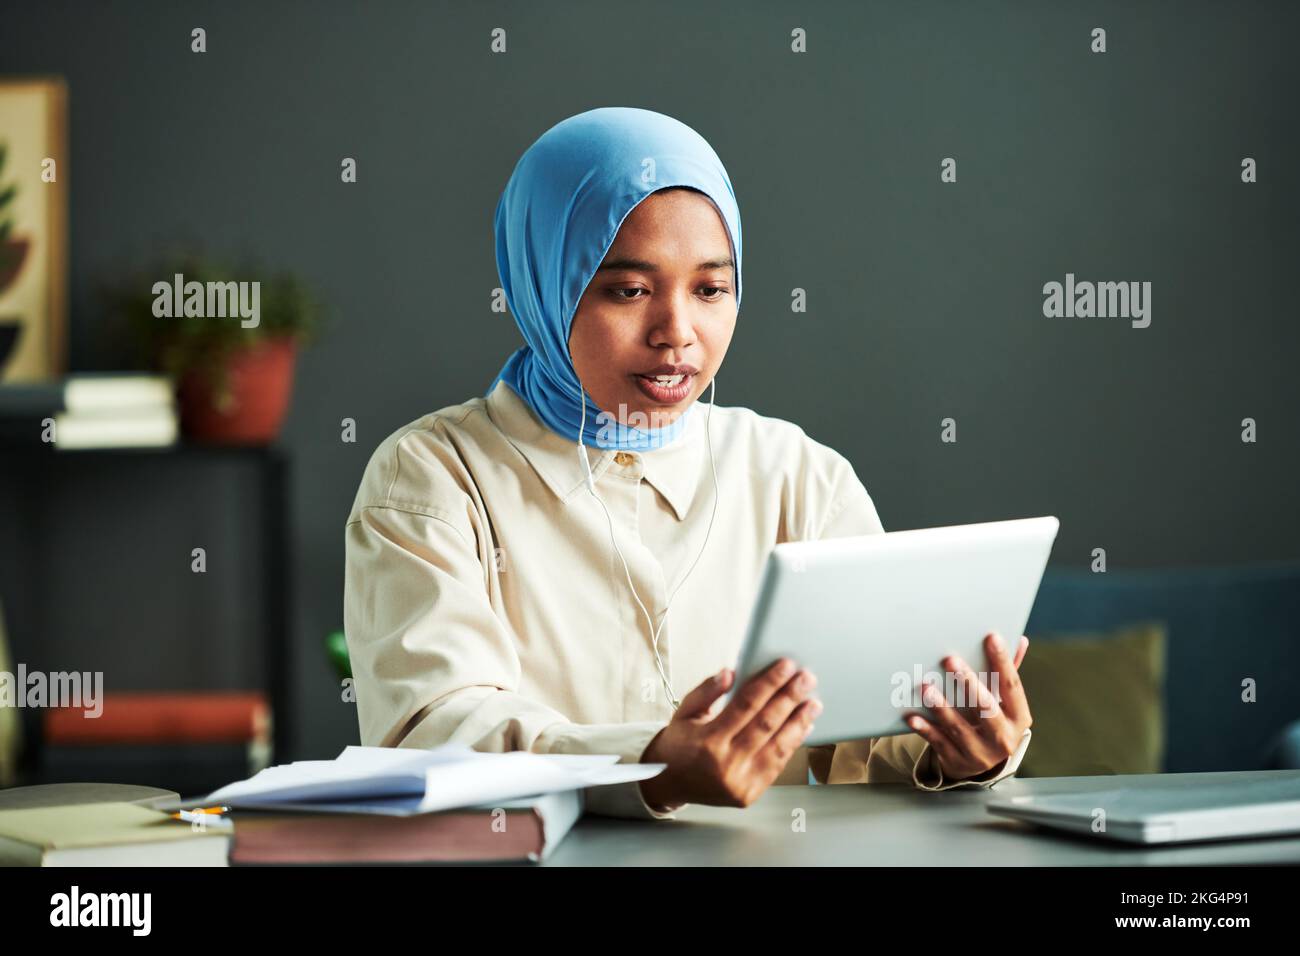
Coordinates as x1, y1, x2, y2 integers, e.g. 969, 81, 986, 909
228, 790, 582, 864
44, 692, 270, 745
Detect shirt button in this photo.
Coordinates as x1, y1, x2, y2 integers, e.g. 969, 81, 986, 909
614, 451, 635, 466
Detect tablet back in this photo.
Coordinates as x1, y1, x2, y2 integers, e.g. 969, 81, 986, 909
734, 516, 1059, 746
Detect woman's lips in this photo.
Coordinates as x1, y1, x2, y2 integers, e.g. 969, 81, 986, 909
633, 372, 695, 404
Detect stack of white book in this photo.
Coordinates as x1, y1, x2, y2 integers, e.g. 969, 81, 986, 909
0, 373, 178, 449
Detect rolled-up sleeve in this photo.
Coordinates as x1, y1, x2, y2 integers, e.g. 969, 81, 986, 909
344, 503, 672, 819
816, 728, 1033, 789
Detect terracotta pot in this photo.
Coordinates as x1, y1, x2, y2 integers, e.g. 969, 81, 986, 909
177, 336, 298, 445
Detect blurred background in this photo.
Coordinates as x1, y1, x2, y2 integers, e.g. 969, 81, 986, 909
0, 1, 1297, 796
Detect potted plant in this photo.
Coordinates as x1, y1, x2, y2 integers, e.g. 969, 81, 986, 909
112, 252, 323, 444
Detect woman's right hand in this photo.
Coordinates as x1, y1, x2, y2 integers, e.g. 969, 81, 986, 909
638, 658, 821, 813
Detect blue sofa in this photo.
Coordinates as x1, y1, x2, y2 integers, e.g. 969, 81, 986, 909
1024, 562, 1300, 773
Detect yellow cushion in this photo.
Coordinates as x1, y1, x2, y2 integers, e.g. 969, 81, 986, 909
1017, 621, 1166, 777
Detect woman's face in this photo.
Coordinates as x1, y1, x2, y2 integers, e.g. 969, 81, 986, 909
568, 187, 738, 431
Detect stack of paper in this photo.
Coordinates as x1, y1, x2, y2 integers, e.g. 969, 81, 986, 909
199, 744, 665, 813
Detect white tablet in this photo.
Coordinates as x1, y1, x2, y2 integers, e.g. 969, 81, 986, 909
731, 516, 1059, 746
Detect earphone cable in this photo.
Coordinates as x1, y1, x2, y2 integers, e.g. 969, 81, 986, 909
576, 377, 719, 712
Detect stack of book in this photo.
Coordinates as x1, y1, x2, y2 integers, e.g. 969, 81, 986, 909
0, 782, 231, 866
41, 692, 272, 798
192, 744, 666, 865
0, 372, 177, 449
0, 801, 231, 866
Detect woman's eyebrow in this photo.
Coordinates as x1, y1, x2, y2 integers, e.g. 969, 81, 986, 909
597, 256, 734, 273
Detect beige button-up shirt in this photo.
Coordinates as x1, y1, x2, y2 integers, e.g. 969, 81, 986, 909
344, 381, 1031, 819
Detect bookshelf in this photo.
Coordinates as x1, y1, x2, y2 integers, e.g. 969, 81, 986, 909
0, 443, 293, 792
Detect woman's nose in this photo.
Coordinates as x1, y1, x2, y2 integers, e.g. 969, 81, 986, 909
647, 300, 697, 349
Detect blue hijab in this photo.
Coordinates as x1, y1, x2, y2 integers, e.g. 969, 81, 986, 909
488, 107, 743, 450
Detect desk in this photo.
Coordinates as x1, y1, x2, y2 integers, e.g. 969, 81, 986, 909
545, 771, 1300, 865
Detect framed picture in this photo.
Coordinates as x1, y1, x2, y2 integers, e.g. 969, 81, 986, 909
0, 77, 68, 383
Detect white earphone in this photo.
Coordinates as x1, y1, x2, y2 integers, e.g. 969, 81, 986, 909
575, 377, 720, 711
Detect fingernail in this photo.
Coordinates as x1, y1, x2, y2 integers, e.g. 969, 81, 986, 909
809, 699, 823, 717
775, 658, 795, 679
990, 632, 1005, 650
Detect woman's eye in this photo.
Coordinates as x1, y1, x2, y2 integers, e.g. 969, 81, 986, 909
609, 286, 728, 301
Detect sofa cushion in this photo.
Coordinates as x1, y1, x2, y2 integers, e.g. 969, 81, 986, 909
1017, 621, 1165, 777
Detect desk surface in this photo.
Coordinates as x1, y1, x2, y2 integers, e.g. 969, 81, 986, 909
545, 770, 1300, 866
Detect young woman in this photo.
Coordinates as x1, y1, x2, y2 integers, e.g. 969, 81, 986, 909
344, 107, 1033, 818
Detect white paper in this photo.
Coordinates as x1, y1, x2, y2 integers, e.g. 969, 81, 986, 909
202, 745, 664, 812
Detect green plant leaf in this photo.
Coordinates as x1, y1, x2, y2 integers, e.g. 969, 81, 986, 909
103, 250, 325, 384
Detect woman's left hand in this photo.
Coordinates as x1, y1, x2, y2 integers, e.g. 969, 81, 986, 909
903, 632, 1033, 783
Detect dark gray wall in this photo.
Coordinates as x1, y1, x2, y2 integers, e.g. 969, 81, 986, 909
4, 1, 1297, 760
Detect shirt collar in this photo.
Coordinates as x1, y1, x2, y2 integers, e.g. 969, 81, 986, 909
485, 379, 705, 521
